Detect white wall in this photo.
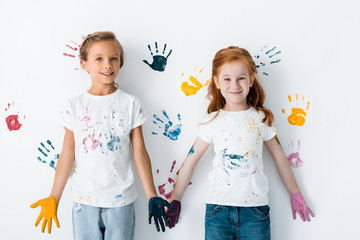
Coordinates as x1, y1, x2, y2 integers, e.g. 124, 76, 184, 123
0, 0, 359, 239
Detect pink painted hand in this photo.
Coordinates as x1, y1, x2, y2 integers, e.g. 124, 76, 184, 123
290, 192, 314, 221
166, 200, 181, 228
30, 196, 60, 233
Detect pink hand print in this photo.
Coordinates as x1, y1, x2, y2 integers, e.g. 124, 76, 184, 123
4, 101, 25, 131
285, 140, 304, 168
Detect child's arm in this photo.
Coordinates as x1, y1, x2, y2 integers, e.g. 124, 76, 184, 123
167, 137, 210, 228
50, 128, 75, 202
130, 126, 173, 232
30, 128, 75, 233
264, 136, 314, 221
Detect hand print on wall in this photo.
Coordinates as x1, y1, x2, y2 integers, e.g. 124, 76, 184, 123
181, 66, 210, 96
157, 160, 191, 200
37, 140, 59, 170
143, 42, 172, 72
152, 110, 182, 141
4, 101, 25, 131
282, 94, 310, 126
254, 45, 281, 76
63, 39, 83, 70
285, 140, 304, 168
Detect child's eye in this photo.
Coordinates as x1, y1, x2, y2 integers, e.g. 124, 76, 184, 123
224, 78, 231, 81
111, 57, 119, 61
238, 77, 246, 81
96, 57, 103, 61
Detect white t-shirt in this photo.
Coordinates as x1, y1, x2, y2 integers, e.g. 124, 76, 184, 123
198, 107, 277, 207
60, 89, 147, 207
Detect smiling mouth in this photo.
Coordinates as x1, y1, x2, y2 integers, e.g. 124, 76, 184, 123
101, 72, 114, 77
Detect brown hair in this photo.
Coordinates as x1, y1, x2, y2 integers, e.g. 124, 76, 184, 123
79, 31, 124, 68
207, 46, 274, 126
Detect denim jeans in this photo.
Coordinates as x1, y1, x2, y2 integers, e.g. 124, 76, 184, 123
72, 202, 135, 240
205, 204, 270, 240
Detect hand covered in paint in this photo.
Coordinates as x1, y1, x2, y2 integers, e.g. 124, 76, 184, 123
148, 196, 174, 232
166, 200, 181, 228
290, 192, 314, 221
30, 196, 60, 233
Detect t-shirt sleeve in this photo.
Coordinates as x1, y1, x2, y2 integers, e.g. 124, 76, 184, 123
197, 116, 213, 143
59, 100, 74, 131
132, 97, 147, 129
262, 123, 277, 141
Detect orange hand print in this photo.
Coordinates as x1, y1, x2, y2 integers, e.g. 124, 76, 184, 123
282, 94, 310, 126
181, 66, 210, 96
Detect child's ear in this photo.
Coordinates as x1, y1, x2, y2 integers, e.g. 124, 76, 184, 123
81, 59, 88, 72
250, 74, 256, 87
214, 76, 220, 89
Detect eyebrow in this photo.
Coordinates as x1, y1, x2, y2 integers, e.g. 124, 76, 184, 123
92, 53, 120, 57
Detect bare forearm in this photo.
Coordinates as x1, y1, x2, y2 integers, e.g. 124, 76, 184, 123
275, 157, 300, 194
133, 150, 158, 200
265, 137, 300, 195
49, 153, 74, 203
170, 159, 196, 201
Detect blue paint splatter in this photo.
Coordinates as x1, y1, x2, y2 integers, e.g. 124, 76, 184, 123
37, 140, 59, 170
221, 149, 248, 175
107, 134, 120, 151
152, 111, 182, 141
143, 42, 172, 72
187, 144, 195, 157
254, 45, 282, 76
38, 147, 48, 157
115, 194, 122, 199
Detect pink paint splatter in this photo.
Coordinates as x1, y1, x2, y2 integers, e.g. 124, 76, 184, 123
63, 40, 81, 70
83, 130, 101, 153
5, 115, 22, 131
157, 160, 192, 200
63, 53, 75, 58
286, 140, 304, 168
157, 169, 159, 174
4, 101, 24, 131
170, 160, 176, 172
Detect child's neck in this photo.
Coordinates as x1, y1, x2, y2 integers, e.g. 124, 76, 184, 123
87, 84, 118, 96
223, 103, 251, 112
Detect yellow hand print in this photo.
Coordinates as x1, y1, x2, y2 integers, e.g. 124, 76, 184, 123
181, 66, 210, 96
282, 94, 310, 126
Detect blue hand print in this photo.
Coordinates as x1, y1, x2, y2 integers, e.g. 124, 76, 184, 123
37, 140, 59, 170
143, 42, 172, 72
254, 45, 282, 76
220, 149, 250, 176
152, 110, 182, 141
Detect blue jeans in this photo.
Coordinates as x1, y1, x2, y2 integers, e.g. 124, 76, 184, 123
72, 202, 135, 240
205, 204, 270, 240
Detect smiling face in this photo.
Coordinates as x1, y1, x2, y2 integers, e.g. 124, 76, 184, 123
214, 60, 255, 111
81, 40, 122, 88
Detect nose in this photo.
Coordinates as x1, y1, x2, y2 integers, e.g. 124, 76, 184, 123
104, 59, 113, 69
231, 79, 240, 88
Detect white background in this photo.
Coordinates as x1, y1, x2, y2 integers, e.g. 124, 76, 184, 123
0, 0, 359, 239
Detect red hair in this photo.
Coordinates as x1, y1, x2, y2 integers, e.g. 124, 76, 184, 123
207, 46, 274, 126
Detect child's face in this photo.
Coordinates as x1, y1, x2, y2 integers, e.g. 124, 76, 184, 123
81, 40, 122, 87
214, 60, 255, 111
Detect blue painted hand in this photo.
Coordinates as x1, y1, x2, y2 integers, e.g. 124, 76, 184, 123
143, 42, 172, 72
148, 197, 174, 232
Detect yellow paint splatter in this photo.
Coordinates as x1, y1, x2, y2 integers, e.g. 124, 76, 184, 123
248, 118, 261, 144
181, 66, 210, 96
282, 94, 310, 126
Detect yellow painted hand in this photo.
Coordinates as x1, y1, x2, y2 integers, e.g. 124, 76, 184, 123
181, 67, 210, 96
30, 196, 60, 233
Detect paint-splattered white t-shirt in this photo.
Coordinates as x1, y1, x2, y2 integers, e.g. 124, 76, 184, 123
60, 89, 147, 207
198, 107, 277, 207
